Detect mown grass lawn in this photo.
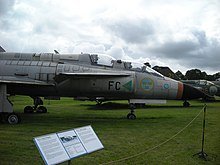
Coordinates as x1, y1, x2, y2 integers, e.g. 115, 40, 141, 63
0, 96, 220, 165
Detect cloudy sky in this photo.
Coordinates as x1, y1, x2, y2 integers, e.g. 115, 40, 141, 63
0, 0, 219, 74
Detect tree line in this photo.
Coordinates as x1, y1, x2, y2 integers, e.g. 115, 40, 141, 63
176, 69, 220, 81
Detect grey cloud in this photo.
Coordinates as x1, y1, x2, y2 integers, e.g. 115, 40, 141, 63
148, 30, 210, 60
151, 40, 198, 59
192, 30, 208, 47
0, 0, 16, 16
146, 34, 220, 73
103, 18, 154, 44
0, 19, 11, 30
0, 0, 16, 31
184, 40, 220, 71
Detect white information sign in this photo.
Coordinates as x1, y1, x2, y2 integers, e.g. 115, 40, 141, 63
33, 125, 104, 165
34, 133, 69, 165
75, 125, 104, 153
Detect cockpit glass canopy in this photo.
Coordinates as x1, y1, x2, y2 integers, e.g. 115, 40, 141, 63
90, 54, 163, 77
128, 61, 164, 77
198, 80, 215, 86
90, 54, 115, 67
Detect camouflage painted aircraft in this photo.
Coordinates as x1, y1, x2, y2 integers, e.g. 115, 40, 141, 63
0, 46, 206, 124
181, 80, 220, 98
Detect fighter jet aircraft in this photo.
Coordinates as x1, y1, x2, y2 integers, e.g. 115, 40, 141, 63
0, 46, 206, 124
181, 80, 220, 99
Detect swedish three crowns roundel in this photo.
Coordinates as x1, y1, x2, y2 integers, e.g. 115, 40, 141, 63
140, 78, 154, 92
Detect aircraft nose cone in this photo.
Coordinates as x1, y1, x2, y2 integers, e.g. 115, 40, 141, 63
181, 83, 206, 100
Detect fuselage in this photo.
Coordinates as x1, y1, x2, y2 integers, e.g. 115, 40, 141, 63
0, 52, 205, 100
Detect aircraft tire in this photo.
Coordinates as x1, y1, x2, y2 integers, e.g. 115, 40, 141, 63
127, 113, 136, 120
37, 106, 47, 113
183, 101, 190, 107
24, 106, 34, 113
7, 113, 20, 124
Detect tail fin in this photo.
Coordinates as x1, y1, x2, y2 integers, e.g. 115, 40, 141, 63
0, 46, 6, 52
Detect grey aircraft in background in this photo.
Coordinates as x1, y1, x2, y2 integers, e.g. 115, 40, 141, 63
0, 46, 206, 124
181, 80, 220, 99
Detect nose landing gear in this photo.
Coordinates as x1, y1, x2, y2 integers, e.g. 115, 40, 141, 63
183, 100, 190, 107
127, 104, 136, 120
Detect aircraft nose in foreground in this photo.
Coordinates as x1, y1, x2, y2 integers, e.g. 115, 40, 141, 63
181, 83, 206, 100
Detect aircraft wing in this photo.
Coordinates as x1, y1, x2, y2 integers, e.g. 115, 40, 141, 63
54, 72, 131, 83
59, 72, 131, 77
0, 76, 54, 86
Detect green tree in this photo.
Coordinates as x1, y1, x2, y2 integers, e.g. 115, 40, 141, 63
185, 69, 205, 80
175, 70, 187, 80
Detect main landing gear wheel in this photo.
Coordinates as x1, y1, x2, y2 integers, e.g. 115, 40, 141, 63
37, 106, 47, 113
183, 101, 190, 107
7, 113, 20, 124
96, 100, 103, 105
23, 96, 47, 113
0, 84, 20, 124
24, 106, 34, 113
127, 113, 136, 120
24, 105, 47, 113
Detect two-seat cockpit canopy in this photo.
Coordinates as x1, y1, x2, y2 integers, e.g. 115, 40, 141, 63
90, 53, 164, 78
